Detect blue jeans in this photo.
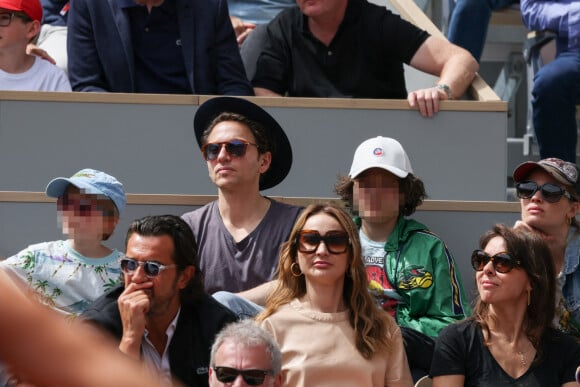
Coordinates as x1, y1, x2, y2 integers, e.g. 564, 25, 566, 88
532, 51, 580, 162
212, 291, 264, 319
447, 0, 518, 61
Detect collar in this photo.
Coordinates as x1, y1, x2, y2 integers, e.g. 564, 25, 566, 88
116, 0, 140, 8
383, 216, 405, 252
144, 307, 181, 345
354, 215, 404, 252
116, 0, 174, 10
563, 225, 580, 274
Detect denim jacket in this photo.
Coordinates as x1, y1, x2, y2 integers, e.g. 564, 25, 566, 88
560, 225, 580, 338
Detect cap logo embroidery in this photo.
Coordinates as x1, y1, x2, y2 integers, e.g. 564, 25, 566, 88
72, 172, 95, 178
373, 147, 384, 157
562, 164, 578, 183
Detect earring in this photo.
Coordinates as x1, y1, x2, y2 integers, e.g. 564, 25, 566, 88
527, 289, 531, 306
568, 216, 573, 226
290, 262, 303, 277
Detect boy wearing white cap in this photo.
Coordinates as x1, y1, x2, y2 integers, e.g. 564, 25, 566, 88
0, 168, 125, 316
335, 136, 470, 380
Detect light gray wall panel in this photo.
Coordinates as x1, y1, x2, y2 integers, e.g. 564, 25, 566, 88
0, 201, 520, 301
0, 100, 507, 200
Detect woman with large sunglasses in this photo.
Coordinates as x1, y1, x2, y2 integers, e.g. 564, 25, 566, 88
512, 158, 580, 338
256, 204, 413, 386
431, 224, 580, 386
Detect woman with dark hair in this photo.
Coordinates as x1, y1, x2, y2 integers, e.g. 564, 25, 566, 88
431, 224, 580, 386
256, 204, 413, 386
512, 158, 580, 337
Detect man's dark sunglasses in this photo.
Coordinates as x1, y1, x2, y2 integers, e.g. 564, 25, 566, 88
119, 258, 176, 278
515, 180, 574, 203
471, 249, 521, 274
213, 366, 270, 385
296, 230, 350, 254
201, 140, 257, 161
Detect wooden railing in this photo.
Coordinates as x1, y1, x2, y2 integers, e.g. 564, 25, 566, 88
388, 0, 501, 102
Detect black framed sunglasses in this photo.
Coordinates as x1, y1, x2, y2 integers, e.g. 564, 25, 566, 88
119, 258, 176, 278
471, 249, 521, 274
0, 12, 31, 27
296, 230, 350, 254
213, 367, 270, 386
515, 180, 574, 203
201, 140, 257, 161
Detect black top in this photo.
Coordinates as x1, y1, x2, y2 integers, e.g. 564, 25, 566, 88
82, 285, 237, 387
430, 319, 580, 386
252, 0, 429, 98
41, 0, 68, 25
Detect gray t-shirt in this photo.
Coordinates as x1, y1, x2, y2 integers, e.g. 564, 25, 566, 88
182, 198, 302, 293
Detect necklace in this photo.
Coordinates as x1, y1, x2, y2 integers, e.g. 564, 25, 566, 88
517, 350, 526, 367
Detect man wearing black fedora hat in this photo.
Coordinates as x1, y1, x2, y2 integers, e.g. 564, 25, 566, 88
182, 97, 302, 313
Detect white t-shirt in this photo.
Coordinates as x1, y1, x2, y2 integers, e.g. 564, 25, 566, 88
0, 56, 71, 91
0, 240, 122, 316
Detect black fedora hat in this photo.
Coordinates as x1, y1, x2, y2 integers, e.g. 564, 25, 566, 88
194, 97, 292, 190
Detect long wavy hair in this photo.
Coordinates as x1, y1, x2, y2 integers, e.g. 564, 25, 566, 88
472, 224, 555, 354
256, 204, 398, 358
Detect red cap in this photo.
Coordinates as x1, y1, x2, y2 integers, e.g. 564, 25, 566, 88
0, 0, 42, 22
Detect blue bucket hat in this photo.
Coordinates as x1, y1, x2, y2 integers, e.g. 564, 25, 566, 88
45, 168, 126, 214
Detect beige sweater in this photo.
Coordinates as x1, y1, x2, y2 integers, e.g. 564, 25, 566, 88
261, 299, 413, 387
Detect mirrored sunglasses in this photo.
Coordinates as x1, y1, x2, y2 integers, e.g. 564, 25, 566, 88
214, 367, 269, 386
201, 140, 257, 161
515, 180, 574, 203
471, 249, 521, 274
297, 230, 350, 254
119, 258, 176, 278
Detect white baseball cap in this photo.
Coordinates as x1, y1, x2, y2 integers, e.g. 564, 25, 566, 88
348, 136, 413, 179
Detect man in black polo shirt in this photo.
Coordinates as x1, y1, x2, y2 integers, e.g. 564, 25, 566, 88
252, 0, 478, 117
67, 0, 253, 95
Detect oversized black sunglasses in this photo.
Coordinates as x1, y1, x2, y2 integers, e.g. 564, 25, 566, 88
296, 230, 350, 254
119, 258, 176, 278
515, 180, 574, 203
471, 249, 521, 274
201, 140, 257, 161
213, 367, 270, 385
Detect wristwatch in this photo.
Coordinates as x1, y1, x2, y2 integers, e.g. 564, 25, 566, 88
435, 84, 453, 100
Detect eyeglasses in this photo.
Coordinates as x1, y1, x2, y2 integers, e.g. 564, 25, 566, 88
213, 367, 270, 386
296, 230, 350, 254
471, 249, 521, 274
201, 140, 257, 161
515, 181, 574, 203
0, 12, 30, 27
57, 195, 116, 217
119, 258, 177, 278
